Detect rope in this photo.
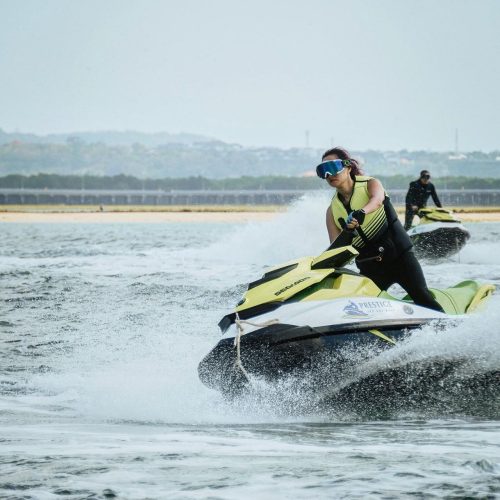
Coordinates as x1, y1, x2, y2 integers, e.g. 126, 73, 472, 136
233, 313, 280, 381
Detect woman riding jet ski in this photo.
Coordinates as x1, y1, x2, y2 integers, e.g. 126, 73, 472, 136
198, 149, 494, 398
198, 240, 494, 398
318, 148, 442, 311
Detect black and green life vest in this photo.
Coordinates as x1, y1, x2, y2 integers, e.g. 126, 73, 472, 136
331, 176, 412, 260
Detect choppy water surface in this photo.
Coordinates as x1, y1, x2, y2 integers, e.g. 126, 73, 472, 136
1, 196, 500, 499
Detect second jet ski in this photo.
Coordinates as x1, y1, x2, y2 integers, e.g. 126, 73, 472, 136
407, 207, 470, 259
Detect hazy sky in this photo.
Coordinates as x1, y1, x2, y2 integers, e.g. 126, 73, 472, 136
0, 0, 499, 150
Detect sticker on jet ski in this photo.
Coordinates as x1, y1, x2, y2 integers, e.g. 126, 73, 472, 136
342, 301, 369, 318
274, 276, 311, 296
403, 304, 414, 315
342, 299, 397, 318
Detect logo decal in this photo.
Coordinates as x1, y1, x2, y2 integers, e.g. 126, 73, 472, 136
403, 304, 414, 315
343, 300, 370, 318
342, 299, 396, 318
274, 277, 311, 296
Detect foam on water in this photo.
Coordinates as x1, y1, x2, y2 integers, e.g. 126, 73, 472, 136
13, 195, 335, 424
227, 295, 500, 419
3, 198, 500, 425
200, 193, 331, 267
201, 200, 500, 419
2, 204, 500, 498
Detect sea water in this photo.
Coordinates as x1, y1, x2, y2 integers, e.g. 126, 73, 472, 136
1, 195, 499, 499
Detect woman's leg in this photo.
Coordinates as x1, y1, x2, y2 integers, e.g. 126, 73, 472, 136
394, 250, 444, 311
357, 260, 395, 291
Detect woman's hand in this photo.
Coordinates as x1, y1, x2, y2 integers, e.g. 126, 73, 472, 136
346, 219, 359, 230
346, 209, 365, 230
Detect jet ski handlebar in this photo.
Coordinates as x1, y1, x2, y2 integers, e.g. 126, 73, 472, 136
327, 217, 371, 251
326, 217, 384, 264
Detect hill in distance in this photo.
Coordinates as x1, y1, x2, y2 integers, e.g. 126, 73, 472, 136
0, 127, 499, 179
0, 128, 214, 147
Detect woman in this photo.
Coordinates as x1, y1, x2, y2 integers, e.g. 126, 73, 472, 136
317, 147, 443, 311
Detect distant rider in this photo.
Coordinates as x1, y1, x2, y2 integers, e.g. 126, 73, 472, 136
404, 170, 442, 230
317, 147, 443, 312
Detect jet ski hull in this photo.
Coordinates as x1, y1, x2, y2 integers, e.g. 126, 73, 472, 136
408, 223, 470, 259
198, 317, 438, 398
408, 208, 470, 259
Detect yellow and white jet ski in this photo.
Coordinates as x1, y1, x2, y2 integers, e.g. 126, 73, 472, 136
407, 207, 470, 259
198, 244, 493, 398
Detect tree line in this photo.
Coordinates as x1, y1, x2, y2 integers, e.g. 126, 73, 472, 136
1, 173, 500, 190
1, 139, 499, 179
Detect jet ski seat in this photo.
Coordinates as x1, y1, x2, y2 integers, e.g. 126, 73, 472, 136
418, 207, 461, 223
400, 280, 495, 315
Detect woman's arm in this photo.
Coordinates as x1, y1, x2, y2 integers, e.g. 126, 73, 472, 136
346, 178, 385, 228
362, 178, 385, 214
326, 206, 340, 244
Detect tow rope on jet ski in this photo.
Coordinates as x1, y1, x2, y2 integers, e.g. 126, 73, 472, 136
234, 313, 280, 381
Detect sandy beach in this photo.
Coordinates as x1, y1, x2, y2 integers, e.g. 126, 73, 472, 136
455, 212, 500, 222
0, 211, 280, 223
1, 208, 500, 223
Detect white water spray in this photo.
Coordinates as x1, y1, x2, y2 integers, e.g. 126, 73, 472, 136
21, 200, 500, 422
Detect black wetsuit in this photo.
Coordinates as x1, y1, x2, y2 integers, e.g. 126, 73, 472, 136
338, 194, 443, 312
404, 180, 442, 230
357, 247, 442, 311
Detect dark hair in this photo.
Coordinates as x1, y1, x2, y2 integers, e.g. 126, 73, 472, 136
321, 147, 363, 178
420, 170, 430, 177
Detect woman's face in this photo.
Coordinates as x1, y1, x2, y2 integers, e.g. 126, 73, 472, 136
323, 154, 351, 188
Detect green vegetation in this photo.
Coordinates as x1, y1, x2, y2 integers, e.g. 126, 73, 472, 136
0, 140, 319, 178
2, 173, 500, 190
0, 130, 498, 178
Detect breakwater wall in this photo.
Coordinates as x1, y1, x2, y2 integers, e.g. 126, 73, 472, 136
1, 188, 500, 206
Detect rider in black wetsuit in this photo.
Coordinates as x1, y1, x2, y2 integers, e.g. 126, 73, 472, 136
404, 170, 442, 230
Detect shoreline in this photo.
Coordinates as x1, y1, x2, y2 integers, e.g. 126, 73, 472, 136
1, 206, 500, 223
0, 211, 279, 223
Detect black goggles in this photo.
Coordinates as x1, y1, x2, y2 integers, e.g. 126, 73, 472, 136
316, 159, 351, 179
421, 174, 431, 180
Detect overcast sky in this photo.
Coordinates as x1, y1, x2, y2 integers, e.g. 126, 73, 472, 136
0, 0, 499, 150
